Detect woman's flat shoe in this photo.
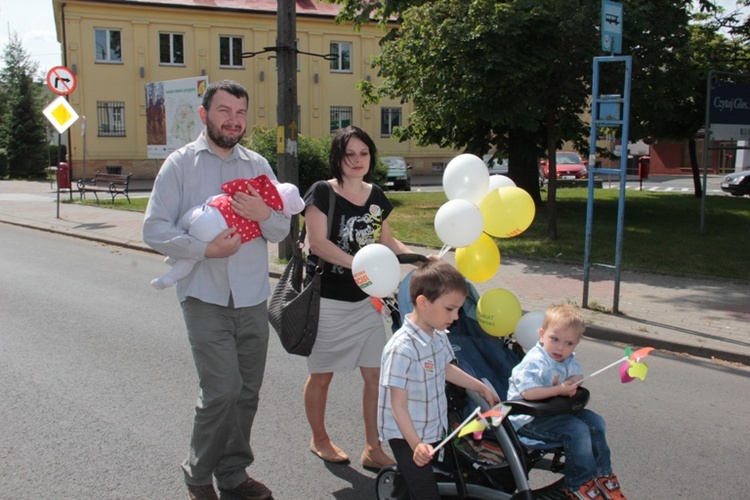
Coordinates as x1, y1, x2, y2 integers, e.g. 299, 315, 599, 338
360, 451, 396, 470
310, 439, 350, 464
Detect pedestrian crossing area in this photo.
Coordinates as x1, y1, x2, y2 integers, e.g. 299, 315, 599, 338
601, 184, 724, 194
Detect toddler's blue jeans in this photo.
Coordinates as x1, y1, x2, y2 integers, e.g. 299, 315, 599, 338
517, 409, 612, 489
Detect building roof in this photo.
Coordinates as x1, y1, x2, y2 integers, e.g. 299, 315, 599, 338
93, 0, 343, 17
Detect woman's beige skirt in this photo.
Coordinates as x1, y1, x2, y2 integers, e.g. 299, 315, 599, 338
307, 297, 387, 373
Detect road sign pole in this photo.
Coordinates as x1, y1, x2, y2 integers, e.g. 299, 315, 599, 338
56, 132, 62, 219
82, 116, 86, 184
44, 66, 78, 219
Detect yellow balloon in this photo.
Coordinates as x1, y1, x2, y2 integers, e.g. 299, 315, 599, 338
476, 289, 522, 337
455, 233, 501, 282
479, 186, 536, 238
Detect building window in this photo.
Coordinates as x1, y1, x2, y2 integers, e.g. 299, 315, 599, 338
220, 36, 243, 68
329, 42, 352, 73
381, 107, 402, 138
432, 162, 445, 174
160, 33, 185, 65
95, 28, 122, 63
330, 106, 352, 133
97, 102, 126, 137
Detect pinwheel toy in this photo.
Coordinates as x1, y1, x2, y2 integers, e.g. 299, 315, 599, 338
574, 346, 654, 386
432, 403, 512, 455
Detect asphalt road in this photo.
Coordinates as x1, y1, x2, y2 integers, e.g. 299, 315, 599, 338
2, 225, 749, 499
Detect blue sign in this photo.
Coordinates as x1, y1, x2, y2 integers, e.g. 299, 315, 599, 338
602, 1, 623, 54
709, 82, 750, 140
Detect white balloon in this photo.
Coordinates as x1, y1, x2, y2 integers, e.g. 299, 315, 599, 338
434, 199, 484, 248
514, 310, 545, 352
488, 174, 516, 192
351, 243, 401, 297
442, 154, 490, 204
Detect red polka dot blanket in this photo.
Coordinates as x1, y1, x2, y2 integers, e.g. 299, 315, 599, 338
208, 175, 284, 243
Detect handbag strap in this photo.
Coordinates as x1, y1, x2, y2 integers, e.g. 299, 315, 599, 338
298, 181, 335, 261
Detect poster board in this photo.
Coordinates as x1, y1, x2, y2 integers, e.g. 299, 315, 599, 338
145, 76, 209, 159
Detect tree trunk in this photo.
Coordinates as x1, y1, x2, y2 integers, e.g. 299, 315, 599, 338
688, 138, 703, 198
546, 113, 558, 240
508, 128, 543, 206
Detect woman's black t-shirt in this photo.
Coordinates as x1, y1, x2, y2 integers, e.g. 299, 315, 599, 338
303, 180, 394, 302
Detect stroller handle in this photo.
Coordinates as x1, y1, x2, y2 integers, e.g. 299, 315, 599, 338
397, 253, 429, 264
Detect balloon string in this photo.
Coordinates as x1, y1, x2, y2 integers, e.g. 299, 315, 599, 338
437, 245, 451, 259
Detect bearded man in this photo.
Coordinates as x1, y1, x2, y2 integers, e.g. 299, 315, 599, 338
144, 79, 289, 500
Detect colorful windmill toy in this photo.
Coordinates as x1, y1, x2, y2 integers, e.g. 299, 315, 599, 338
431, 403, 512, 454
574, 346, 655, 386
619, 346, 654, 383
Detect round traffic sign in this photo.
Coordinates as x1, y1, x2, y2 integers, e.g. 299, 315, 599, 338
46, 66, 77, 96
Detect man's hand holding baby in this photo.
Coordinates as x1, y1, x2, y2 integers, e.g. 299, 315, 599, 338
205, 227, 241, 258
230, 184, 271, 222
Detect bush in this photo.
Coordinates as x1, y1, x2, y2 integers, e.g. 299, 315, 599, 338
0, 149, 8, 179
244, 127, 388, 194
245, 127, 331, 195
48, 144, 67, 166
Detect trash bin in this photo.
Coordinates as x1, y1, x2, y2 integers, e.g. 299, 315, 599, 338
106, 165, 122, 175
638, 156, 650, 180
57, 162, 71, 190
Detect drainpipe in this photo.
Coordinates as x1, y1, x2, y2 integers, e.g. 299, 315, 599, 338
60, 3, 74, 177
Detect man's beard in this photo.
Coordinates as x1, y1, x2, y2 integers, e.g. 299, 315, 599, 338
206, 120, 245, 149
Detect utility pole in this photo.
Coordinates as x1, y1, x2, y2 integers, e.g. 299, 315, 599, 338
276, 0, 299, 260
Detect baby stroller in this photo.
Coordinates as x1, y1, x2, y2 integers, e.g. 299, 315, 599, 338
375, 265, 590, 499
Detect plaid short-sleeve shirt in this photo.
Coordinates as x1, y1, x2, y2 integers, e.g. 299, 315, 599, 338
378, 316, 455, 443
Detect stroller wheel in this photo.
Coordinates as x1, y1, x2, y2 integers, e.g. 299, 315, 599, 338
375, 465, 408, 500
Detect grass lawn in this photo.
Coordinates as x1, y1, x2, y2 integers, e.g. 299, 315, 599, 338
83, 189, 749, 280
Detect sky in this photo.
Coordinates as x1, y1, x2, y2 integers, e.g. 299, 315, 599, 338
0, 0, 747, 78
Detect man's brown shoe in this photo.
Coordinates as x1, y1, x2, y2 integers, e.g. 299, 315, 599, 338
187, 483, 219, 500
220, 477, 272, 500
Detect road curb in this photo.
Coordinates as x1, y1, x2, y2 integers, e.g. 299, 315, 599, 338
585, 324, 750, 366
4, 217, 746, 367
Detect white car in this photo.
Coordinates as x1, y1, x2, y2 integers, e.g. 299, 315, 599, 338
483, 155, 509, 175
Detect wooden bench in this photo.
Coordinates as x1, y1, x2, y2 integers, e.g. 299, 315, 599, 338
77, 171, 132, 203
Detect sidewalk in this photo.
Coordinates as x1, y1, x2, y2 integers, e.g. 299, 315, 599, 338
2, 179, 749, 365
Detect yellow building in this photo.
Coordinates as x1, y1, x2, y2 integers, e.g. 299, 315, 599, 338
52, 0, 458, 180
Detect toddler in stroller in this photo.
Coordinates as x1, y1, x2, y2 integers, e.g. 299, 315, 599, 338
374, 263, 598, 500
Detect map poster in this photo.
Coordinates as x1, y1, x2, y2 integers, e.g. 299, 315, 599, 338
145, 76, 209, 159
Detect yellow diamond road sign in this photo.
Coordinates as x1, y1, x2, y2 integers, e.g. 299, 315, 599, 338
43, 96, 79, 134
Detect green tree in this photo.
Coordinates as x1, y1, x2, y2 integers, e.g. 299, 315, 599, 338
336, 0, 714, 238
0, 32, 49, 179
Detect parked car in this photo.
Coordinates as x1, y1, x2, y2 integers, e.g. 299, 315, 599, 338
720, 169, 750, 196
484, 155, 546, 187
540, 151, 588, 180
483, 155, 509, 175
381, 156, 412, 191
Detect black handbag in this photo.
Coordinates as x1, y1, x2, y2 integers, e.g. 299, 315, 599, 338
268, 182, 335, 356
